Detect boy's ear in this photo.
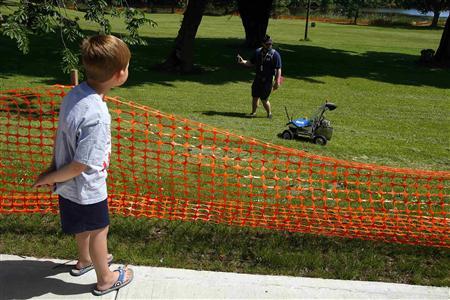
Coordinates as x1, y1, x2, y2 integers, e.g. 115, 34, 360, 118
114, 69, 125, 79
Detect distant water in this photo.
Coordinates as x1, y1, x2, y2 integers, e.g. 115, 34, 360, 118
364, 8, 449, 18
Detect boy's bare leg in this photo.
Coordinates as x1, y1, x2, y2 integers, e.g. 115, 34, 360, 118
75, 231, 112, 268
75, 231, 91, 268
251, 97, 259, 114
90, 226, 132, 291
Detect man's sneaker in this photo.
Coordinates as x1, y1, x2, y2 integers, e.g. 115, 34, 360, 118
267, 113, 273, 119
248, 112, 257, 117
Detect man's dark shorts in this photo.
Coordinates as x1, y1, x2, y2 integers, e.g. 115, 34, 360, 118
58, 195, 110, 234
252, 78, 273, 101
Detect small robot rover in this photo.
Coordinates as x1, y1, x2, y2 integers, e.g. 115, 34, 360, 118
279, 102, 337, 146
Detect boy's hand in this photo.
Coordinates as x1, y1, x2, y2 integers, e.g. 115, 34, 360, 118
32, 172, 55, 188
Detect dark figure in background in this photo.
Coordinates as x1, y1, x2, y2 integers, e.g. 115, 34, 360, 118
238, 35, 282, 119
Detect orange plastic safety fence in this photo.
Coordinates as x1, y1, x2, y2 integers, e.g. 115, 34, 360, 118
1, 86, 449, 247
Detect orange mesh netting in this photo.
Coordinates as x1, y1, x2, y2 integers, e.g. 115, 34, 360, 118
0, 86, 449, 247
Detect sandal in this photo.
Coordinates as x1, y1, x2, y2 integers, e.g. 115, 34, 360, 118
92, 266, 134, 296
70, 254, 114, 276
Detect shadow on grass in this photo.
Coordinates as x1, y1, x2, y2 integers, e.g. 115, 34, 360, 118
201, 110, 253, 118
276, 133, 317, 145
1, 31, 449, 89
0, 259, 91, 299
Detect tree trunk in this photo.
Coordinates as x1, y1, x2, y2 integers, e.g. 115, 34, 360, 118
160, 0, 207, 73
431, 10, 440, 27
434, 16, 450, 66
237, 0, 273, 48
353, 7, 359, 25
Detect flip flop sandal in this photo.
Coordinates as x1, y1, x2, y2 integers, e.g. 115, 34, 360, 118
70, 254, 114, 276
92, 266, 134, 296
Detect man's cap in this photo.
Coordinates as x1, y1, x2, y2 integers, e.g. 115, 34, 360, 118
263, 35, 273, 45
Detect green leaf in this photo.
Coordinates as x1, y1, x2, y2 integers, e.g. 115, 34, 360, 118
61, 48, 79, 74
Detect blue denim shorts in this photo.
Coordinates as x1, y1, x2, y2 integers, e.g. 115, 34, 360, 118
58, 195, 110, 234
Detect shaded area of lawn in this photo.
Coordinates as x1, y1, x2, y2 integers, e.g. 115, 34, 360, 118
1, 33, 449, 90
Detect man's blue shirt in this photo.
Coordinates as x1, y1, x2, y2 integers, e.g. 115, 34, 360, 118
250, 47, 282, 81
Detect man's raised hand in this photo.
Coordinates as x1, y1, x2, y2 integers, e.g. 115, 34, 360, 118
237, 54, 244, 64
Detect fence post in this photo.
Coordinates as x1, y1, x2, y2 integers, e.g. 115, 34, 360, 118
70, 69, 79, 86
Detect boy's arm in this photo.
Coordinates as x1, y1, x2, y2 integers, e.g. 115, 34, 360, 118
34, 132, 57, 189
33, 114, 109, 189
33, 161, 87, 188
46, 132, 58, 173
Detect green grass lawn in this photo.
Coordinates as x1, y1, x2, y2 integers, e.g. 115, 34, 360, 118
1, 11, 449, 286
1, 13, 449, 170
1, 214, 449, 286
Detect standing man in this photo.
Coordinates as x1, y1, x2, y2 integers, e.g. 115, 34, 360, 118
238, 35, 282, 119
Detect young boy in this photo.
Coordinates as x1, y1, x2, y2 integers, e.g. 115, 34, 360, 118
33, 35, 133, 296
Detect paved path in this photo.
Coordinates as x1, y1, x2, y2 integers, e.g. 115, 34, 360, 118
1, 254, 448, 299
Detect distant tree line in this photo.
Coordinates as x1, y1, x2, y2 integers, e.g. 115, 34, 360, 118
1, 0, 449, 71
128, 0, 449, 28
23, 0, 444, 28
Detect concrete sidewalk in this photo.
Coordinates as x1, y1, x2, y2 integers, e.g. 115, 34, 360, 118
1, 254, 448, 299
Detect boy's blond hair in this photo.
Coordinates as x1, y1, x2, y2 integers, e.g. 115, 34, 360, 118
81, 35, 131, 82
